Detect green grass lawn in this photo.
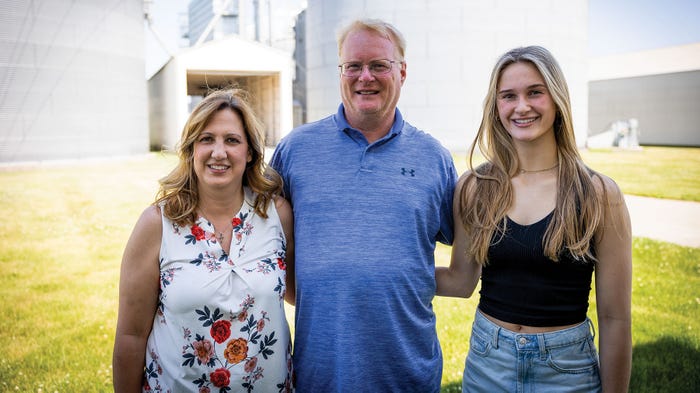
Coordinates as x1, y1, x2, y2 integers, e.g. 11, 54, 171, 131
0, 147, 698, 392
453, 146, 700, 201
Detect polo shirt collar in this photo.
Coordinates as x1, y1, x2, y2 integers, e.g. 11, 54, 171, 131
334, 104, 405, 143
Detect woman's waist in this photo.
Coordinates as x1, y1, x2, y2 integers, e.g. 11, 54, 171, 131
480, 309, 581, 334
472, 308, 594, 350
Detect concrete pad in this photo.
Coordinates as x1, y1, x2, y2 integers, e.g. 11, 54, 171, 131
625, 195, 700, 248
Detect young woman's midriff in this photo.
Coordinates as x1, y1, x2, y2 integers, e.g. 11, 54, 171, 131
481, 311, 581, 333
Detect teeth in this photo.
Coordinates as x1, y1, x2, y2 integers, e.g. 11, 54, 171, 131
358, 91, 376, 95
210, 165, 228, 170
514, 118, 535, 124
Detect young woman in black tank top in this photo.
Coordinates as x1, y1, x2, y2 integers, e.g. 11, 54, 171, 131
436, 46, 632, 392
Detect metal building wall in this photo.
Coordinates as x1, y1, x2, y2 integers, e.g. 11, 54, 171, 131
303, 0, 589, 151
0, 0, 147, 162
188, 0, 215, 45
589, 70, 700, 147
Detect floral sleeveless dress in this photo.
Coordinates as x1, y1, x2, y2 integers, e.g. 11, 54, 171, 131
143, 188, 292, 392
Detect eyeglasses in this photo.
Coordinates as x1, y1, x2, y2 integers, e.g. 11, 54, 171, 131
338, 59, 399, 77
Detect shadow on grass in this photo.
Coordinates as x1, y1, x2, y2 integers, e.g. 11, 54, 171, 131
631, 336, 700, 393
440, 381, 461, 393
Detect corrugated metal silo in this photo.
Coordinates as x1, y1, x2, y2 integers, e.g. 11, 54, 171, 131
0, 0, 148, 162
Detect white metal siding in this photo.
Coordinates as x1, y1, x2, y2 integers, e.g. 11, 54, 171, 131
0, 0, 148, 162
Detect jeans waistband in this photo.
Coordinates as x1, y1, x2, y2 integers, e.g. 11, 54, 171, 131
473, 309, 595, 353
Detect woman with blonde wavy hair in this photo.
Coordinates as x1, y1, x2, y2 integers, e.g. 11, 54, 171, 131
113, 88, 294, 392
436, 46, 632, 392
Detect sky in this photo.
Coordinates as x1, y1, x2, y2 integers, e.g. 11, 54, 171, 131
145, 0, 700, 76
588, 0, 700, 56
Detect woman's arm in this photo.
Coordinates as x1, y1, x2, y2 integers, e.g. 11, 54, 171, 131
113, 205, 162, 393
436, 174, 482, 298
593, 176, 633, 393
276, 196, 295, 306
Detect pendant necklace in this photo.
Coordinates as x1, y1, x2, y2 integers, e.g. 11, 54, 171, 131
199, 208, 233, 245
213, 219, 235, 245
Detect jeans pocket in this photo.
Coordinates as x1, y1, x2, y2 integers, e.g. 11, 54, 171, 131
546, 338, 599, 374
468, 328, 492, 357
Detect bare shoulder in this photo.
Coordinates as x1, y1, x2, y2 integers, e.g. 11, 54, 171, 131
273, 195, 293, 226
138, 204, 163, 229
591, 172, 625, 205
126, 205, 163, 246
273, 196, 293, 243
273, 195, 291, 212
122, 205, 162, 272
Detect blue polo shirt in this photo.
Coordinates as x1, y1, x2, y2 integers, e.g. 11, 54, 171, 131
270, 104, 457, 392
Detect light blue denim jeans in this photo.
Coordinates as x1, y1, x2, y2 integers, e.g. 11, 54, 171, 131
462, 309, 601, 393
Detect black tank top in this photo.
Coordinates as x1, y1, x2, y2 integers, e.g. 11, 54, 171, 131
478, 212, 595, 327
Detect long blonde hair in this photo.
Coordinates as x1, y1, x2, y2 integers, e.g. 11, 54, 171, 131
156, 88, 282, 226
462, 46, 603, 264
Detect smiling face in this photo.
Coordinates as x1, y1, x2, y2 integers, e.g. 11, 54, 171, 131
496, 61, 557, 145
193, 108, 251, 191
339, 28, 405, 129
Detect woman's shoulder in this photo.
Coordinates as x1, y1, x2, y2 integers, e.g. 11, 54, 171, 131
457, 162, 492, 189
589, 170, 625, 204
127, 205, 163, 248
273, 195, 290, 210
272, 195, 292, 223
140, 204, 163, 227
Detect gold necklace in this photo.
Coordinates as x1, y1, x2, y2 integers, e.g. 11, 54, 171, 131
519, 162, 559, 174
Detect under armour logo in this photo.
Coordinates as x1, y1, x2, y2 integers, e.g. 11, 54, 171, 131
401, 168, 415, 177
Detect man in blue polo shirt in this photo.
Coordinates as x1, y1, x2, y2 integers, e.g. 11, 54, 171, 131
271, 18, 457, 392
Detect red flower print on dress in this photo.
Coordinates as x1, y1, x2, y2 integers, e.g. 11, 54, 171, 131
231, 217, 242, 227
182, 300, 283, 391
224, 338, 249, 364
209, 367, 231, 388
277, 258, 286, 270
191, 225, 206, 240
210, 320, 231, 344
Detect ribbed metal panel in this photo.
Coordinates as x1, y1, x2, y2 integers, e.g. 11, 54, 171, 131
0, 0, 148, 163
589, 70, 700, 146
